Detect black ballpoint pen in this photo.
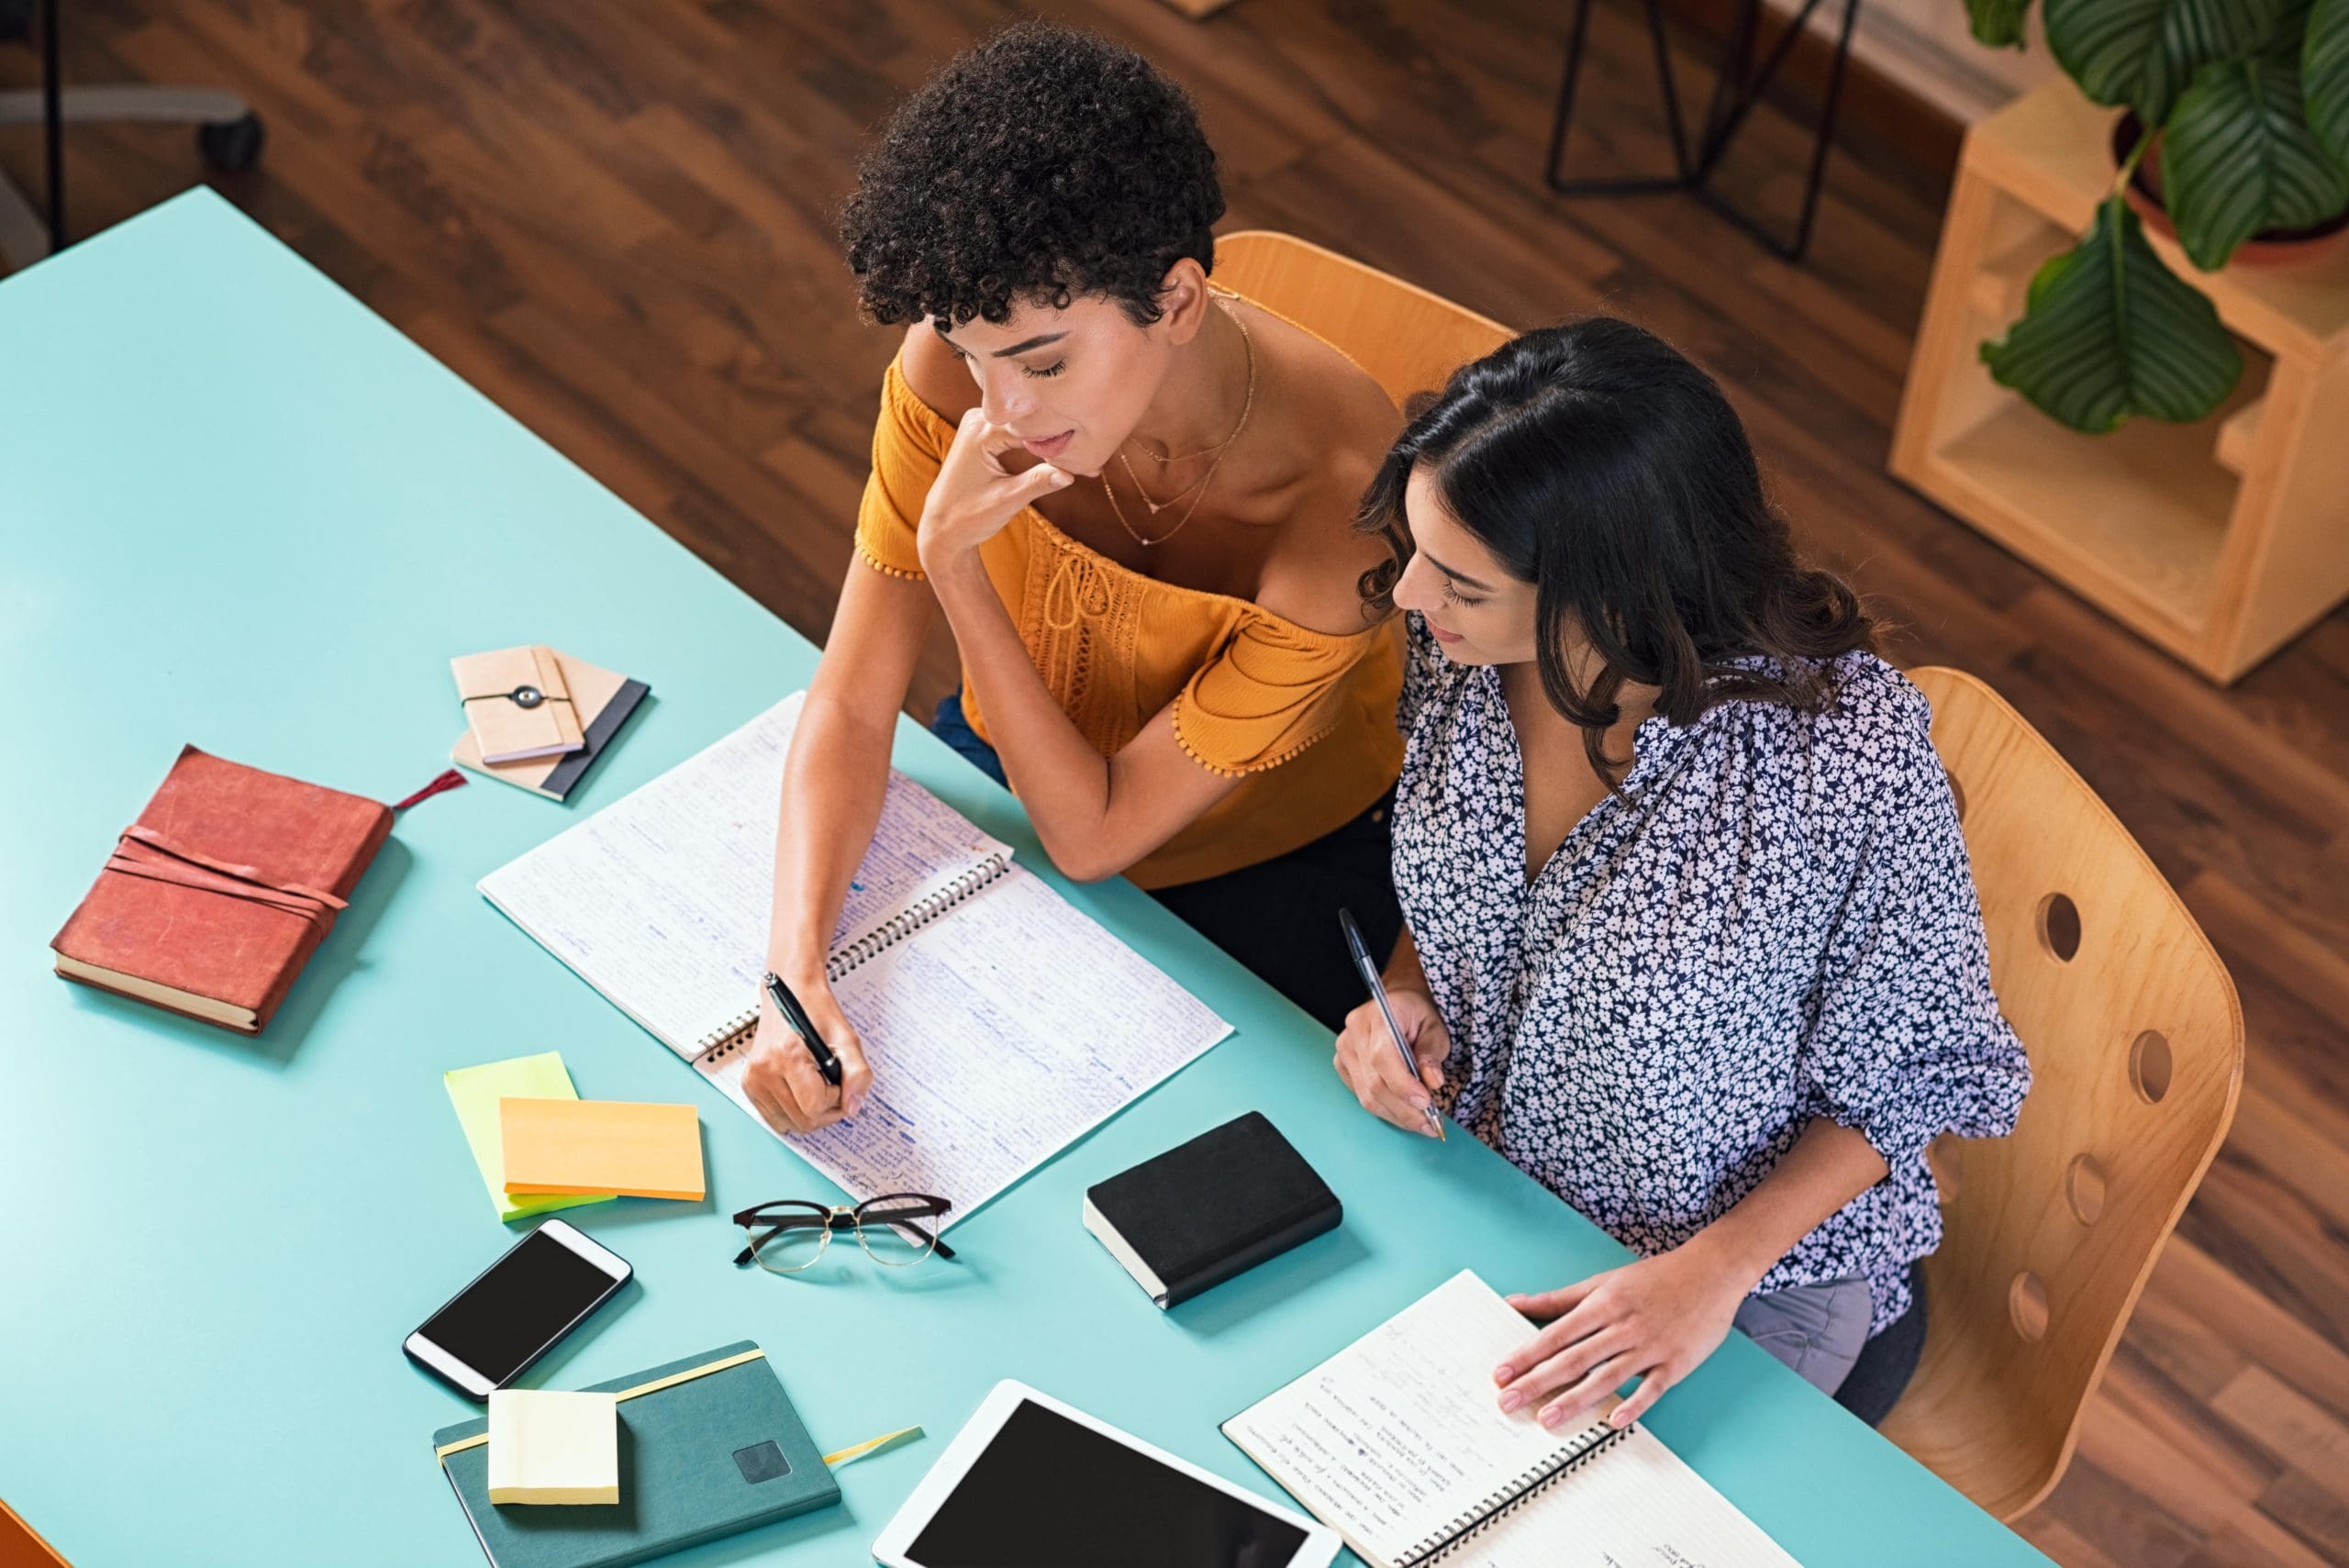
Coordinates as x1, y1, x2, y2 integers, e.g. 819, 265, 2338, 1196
763, 971, 844, 1088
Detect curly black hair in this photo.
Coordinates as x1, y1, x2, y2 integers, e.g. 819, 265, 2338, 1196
839, 22, 1223, 329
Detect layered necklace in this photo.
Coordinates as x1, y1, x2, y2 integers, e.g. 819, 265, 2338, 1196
1099, 295, 1256, 550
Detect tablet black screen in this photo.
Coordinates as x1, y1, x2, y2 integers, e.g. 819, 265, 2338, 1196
904, 1398, 1312, 1567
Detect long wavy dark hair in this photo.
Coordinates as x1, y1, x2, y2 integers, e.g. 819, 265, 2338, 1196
1360, 317, 1876, 784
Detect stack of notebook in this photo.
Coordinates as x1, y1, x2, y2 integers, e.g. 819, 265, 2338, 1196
452, 647, 649, 802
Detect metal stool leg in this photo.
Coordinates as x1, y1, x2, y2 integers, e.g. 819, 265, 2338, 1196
1543, 0, 1864, 263
1545, 0, 1696, 197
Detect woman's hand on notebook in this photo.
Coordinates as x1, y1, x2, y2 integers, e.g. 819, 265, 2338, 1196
1331, 986, 1451, 1134
741, 980, 871, 1134
1494, 1244, 1749, 1433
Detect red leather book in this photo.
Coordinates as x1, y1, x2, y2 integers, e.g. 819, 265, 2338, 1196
50, 746, 394, 1034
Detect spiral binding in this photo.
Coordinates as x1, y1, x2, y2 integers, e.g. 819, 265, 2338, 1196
694, 854, 1012, 1064
1396, 1422, 1631, 1567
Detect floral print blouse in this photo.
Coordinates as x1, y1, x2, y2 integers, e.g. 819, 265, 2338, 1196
1392, 614, 2031, 1331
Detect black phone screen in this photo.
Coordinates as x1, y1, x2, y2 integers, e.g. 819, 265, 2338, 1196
416, 1229, 622, 1387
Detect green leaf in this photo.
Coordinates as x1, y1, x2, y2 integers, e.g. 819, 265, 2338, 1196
1980, 196, 2242, 431
2166, 55, 2349, 266
1970, 0, 2034, 48
2309, 0, 2349, 164
2046, 0, 2284, 123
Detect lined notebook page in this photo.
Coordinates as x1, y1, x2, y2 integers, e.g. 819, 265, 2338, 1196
477, 692, 1006, 1054
704, 867, 1233, 1224
482, 690, 1233, 1229
1224, 1271, 1801, 1568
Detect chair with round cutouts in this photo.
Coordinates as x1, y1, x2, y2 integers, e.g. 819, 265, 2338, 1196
1883, 666, 2243, 1518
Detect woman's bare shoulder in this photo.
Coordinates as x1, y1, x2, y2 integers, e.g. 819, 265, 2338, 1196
1240, 306, 1401, 636
895, 321, 979, 423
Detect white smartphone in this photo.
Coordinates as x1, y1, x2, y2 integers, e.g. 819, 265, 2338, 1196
872, 1380, 1340, 1568
401, 1218, 631, 1400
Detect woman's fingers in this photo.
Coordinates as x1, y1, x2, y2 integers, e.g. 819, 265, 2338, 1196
1607, 1371, 1671, 1428
835, 1039, 873, 1118
1536, 1353, 1646, 1432
1499, 1322, 1630, 1412
798, 988, 873, 1121
1506, 1275, 1599, 1325
996, 461, 1073, 510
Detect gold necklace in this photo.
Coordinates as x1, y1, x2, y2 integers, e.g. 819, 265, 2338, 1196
1101, 300, 1257, 548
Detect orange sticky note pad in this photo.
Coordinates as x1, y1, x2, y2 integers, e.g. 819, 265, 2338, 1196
499, 1097, 706, 1201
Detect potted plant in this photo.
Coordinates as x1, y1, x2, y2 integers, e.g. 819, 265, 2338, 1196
1967, 0, 2349, 432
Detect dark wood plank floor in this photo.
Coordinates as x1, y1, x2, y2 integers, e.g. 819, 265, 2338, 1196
8, 4, 2347, 1563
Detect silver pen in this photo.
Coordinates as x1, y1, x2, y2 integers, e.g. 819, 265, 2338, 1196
1339, 907, 1445, 1140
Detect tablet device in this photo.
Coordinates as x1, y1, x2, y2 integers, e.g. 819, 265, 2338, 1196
872, 1381, 1339, 1568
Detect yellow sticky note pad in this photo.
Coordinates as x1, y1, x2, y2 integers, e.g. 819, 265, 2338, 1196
487, 1389, 618, 1506
500, 1097, 706, 1201
444, 1052, 618, 1222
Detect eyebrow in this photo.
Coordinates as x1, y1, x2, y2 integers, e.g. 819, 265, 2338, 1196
932, 321, 1068, 359
1421, 551, 1496, 593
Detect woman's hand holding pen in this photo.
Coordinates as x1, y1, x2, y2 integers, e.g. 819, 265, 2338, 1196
741, 974, 871, 1135
1333, 986, 1451, 1136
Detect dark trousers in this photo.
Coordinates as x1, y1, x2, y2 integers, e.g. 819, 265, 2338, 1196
933, 692, 1402, 1031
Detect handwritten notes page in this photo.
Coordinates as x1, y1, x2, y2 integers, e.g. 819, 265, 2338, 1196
703, 864, 1232, 1226
481, 690, 1233, 1229
478, 692, 1007, 1054
1223, 1271, 1801, 1568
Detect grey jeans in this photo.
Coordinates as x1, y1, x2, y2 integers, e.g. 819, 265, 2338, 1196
1732, 1276, 1875, 1395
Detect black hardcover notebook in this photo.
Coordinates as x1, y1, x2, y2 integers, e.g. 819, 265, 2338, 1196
1082, 1112, 1341, 1307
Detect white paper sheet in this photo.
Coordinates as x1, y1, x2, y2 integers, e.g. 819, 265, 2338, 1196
480, 691, 1233, 1228
1225, 1272, 1802, 1568
478, 692, 1008, 1053
704, 865, 1232, 1223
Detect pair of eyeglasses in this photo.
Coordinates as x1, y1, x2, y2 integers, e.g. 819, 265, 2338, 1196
730, 1193, 956, 1274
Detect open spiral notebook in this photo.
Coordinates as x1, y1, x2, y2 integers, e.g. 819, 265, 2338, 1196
478, 692, 1233, 1227
1224, 1271, 1805, 1568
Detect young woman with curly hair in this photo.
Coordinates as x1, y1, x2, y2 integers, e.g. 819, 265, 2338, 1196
1330, 320, 2030, 1427
740, 24, 1406, 1137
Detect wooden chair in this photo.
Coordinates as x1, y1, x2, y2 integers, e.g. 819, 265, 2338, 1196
1884, 667, 2243, 1518
1212, 231, 1511, 407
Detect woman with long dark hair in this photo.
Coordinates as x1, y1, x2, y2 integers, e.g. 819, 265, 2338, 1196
1332, 318, 2031, 1428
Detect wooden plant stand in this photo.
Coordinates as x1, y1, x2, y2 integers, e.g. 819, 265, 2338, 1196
1892, 80, 2349, 684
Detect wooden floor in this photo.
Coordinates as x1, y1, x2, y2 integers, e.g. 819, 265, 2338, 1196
9, 4, 2348, 1563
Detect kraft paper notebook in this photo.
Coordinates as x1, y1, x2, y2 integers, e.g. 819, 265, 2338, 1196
1223, 1271, 1804, 1568
433, 1341, 836, 1568
453, 650, 649, 802
476, 692, 1232, 1228
454, 646, 588, 764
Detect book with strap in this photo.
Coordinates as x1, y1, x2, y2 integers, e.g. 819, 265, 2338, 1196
477, 692, 1232, 1229
1222, 1271, 1804, 1568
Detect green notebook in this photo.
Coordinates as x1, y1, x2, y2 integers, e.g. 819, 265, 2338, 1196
432, 1341, 839, 1568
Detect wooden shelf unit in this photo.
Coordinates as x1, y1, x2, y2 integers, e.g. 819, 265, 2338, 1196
1891, 81, 2349, 684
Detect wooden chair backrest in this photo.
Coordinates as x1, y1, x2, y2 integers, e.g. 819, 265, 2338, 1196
1883, 667, 2243, 1518
1212, 231, 1511, 407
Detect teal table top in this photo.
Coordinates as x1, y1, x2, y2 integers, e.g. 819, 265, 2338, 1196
0, 191, 2048, 1568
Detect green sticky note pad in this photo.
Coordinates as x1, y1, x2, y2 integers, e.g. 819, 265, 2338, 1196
445, 1052, 618, 1222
